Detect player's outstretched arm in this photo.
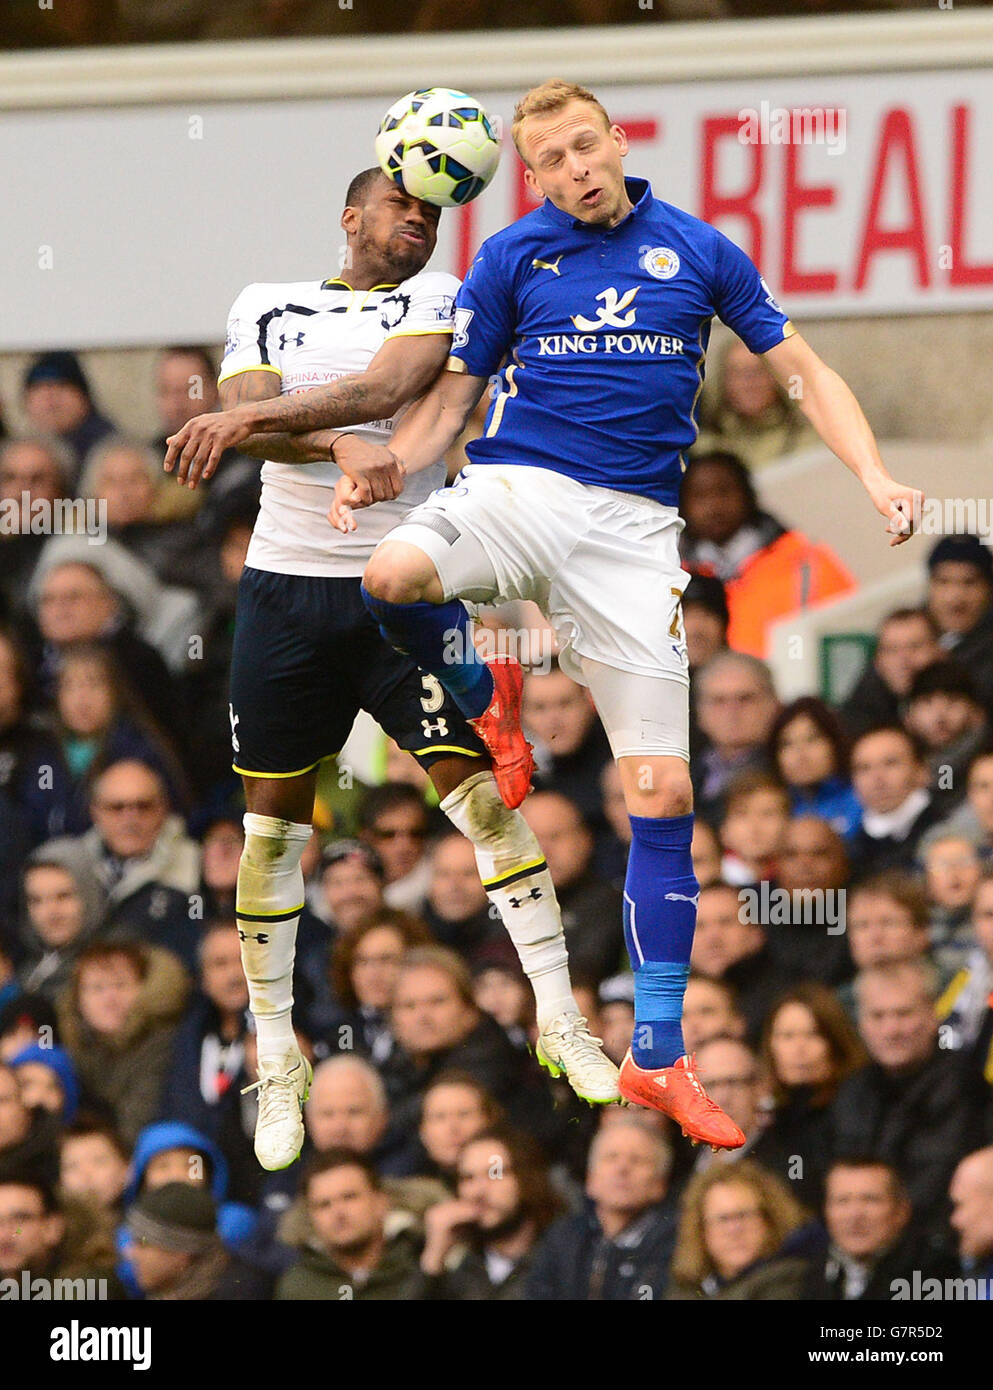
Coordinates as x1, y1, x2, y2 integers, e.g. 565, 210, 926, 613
330, 365, 487, 534
763, 334, 924, 546
164, 334, 452, 486
162, 368, 341, 487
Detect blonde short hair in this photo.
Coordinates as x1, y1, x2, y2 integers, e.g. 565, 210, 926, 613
512, 80, 611, 163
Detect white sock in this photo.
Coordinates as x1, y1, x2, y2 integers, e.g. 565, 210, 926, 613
236, 813, 311, 1068
440, 771, 577, 1026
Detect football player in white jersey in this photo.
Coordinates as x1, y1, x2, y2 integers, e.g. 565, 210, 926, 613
165, 169, 619, 1172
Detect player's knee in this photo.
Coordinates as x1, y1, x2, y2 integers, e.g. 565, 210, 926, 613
363, 544, 431, 605
621, 758, 693, 819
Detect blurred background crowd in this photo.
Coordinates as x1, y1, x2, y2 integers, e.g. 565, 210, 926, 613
1, 336, 993, 1301
5, 0, 993, 49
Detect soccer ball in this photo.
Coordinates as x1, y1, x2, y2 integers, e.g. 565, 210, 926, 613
375, 88, 501, 209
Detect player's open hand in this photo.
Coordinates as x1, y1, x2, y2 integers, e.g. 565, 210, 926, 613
329, 475, 368, 533
868, 478, 925, 547
164, 406, 255, 487
332, 435, 406, 503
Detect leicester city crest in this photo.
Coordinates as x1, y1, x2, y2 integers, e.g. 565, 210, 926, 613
641, 246, 680, 281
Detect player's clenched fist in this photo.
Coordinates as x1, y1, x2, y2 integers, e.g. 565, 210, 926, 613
867, 478, 925, 547
164, 406, 255, 486
332, 435, 406, 504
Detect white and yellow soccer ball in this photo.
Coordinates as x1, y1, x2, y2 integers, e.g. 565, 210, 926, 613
374, 88, 501, 209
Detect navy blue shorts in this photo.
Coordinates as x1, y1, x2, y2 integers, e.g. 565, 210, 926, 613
228, 567, 487, 777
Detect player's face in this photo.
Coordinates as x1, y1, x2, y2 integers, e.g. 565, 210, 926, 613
825, 1167, 906, 1260
349, 179, 440, 282
521, 101, 630, 228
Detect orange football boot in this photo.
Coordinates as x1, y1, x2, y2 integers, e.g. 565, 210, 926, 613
469, 654, 535, 810
618, 1051, 746, 1151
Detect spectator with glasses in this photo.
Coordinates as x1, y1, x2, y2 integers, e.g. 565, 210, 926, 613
36, 759, 201, 968
357, 783, 435, 915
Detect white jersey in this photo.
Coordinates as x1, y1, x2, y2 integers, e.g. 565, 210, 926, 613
218, 269, 459, 576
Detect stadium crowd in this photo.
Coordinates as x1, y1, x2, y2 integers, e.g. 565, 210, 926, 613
1, 345, 992, 1301
4, 0, 992, 48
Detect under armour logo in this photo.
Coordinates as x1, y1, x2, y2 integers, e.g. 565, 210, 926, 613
228, 704, 240, 754
571, 286, 639, 331
664, 891, 700, 907
508, 887, 543, 908
532, 255, 562, 276
421, 717, 449, 738
279, 331, 305, 349
237, 928, 270, 943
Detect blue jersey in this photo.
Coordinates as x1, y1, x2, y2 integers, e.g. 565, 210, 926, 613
449, 177, 795, 506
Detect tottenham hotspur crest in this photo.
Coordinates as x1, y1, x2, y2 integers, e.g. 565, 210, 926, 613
380, 291, 411, 331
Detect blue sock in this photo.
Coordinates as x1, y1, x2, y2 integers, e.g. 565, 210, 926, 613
624, 812, 698, 1069
361, 587, 494, 720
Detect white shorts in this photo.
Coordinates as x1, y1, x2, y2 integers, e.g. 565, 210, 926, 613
380, 463, 692, 758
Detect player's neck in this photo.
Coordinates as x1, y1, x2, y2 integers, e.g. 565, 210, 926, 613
331, 261, 399, 292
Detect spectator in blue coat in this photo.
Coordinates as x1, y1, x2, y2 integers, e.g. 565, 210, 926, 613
768, 696, 861, 841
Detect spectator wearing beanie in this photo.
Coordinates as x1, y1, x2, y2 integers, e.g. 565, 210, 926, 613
21, 352, 116, 485
926, 534, 993, 717
125, 1181, 271, 1300
9, 1044, 80, 1123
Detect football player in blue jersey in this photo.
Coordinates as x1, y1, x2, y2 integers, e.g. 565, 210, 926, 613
163, 167, 621, 1172
169, 82, 922, 1148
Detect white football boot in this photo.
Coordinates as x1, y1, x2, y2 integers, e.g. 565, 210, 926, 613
535, 1013, 621, 1105
243, 1051, 313, 1171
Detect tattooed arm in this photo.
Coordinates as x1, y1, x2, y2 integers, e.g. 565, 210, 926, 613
164, 333, 451, 489
218, 370, 340, 466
